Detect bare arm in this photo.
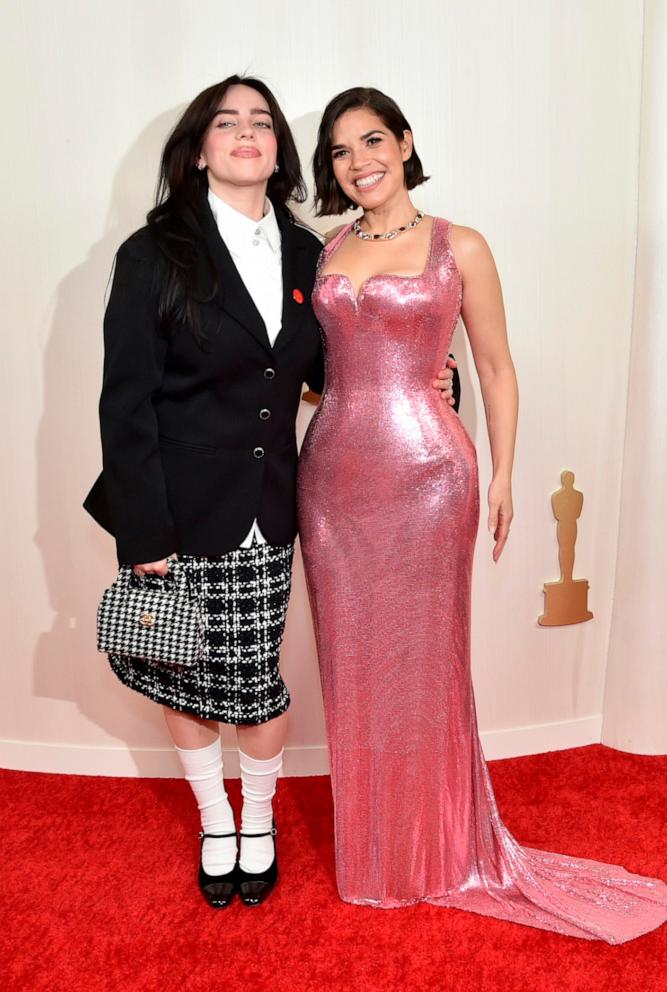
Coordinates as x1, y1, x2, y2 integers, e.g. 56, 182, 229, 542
450, 225, 518, 561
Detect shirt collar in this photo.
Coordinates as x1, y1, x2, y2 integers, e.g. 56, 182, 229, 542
207, 188, 281, 257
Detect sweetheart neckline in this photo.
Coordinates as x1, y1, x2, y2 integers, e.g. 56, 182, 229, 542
318, 216, 441, 306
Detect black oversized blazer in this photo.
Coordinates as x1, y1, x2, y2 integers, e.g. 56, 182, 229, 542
84, 199, 325, 565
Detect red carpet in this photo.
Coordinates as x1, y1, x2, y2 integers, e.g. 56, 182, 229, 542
2, 744, 666, 992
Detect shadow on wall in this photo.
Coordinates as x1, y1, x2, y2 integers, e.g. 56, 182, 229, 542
33, 107, 188, 774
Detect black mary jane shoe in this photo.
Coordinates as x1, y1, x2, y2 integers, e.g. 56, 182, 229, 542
198, 831, 238, 909
237, 822, 278, 907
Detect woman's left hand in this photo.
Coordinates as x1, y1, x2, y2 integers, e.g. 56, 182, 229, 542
488, 476, 513, 562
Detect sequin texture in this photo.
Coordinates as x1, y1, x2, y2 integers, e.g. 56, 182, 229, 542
296, 218, 667, 942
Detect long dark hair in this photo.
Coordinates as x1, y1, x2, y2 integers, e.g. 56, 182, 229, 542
313, 87, 429, 216
147, 75, 306, 340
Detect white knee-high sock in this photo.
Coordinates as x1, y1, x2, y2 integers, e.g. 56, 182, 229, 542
239, 748, 283, 874
175, 738, 237, 875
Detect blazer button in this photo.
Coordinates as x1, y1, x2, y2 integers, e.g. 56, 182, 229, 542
264, 368, 275, 379
259, 408, 271, 420
253, 447, 265, 459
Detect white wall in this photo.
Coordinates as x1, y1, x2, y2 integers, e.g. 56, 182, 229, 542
0, 0, 647, 776
603, 0, 667, 755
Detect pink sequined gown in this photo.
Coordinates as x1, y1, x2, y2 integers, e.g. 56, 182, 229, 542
296, 218, 667, 942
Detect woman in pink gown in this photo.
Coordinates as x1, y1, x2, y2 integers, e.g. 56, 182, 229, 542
297, 87, 667, 943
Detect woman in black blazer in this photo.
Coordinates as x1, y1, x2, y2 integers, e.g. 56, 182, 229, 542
85, 75, 457, 910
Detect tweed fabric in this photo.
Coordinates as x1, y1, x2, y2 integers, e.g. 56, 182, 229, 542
108, 543, 293, 724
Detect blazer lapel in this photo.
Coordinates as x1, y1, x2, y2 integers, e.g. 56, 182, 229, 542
200, 199, 273, 356
274, 209, 308, 354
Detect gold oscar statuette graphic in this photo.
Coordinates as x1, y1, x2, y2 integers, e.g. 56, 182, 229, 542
538, 470, 594, 626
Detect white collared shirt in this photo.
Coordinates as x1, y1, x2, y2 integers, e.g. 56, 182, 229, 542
207, 189, 283, 548
207, 188, 283, 346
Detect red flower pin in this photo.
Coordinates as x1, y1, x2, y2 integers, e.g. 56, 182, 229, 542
292, 288, 304, 304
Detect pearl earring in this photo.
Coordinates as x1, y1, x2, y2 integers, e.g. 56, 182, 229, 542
274, 163, 280, 174
197, 162, 205, 171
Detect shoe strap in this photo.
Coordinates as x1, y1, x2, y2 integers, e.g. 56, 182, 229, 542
199, 830, 237, 839
239, 827, 277, 839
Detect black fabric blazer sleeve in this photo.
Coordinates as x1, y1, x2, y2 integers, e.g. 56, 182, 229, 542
305, 339, 325, 395
98, 241, 176, 564
450, 354, 461, 413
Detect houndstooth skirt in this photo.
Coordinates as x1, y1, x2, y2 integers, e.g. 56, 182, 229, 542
108, 543, 294, 725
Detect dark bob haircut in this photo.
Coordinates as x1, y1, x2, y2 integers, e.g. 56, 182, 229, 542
147, 75, 305, 339
313, 87, 429, 216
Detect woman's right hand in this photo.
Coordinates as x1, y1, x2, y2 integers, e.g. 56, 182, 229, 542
133, 559, 170, 577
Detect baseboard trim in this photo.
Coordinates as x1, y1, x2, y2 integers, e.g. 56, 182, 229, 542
480, 714, 603, 761
0, 715, 603, 778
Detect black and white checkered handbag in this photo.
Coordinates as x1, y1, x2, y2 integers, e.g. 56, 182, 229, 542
97, 560, 206, 667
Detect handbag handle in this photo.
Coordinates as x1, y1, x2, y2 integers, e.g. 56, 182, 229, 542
122, 560, 194, 600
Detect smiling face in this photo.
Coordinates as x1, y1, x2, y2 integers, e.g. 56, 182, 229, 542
198, 84, 278, 196
330, 107, 413, 211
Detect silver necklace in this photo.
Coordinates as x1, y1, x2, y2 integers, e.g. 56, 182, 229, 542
352, 211, 425, 242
